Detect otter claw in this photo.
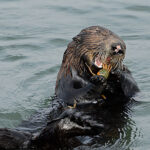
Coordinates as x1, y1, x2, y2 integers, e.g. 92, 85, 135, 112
67, 100, 77, 109
101, 94, 106, 100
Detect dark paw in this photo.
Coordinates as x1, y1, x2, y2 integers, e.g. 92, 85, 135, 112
90, 75, 106, 85
111, 69, 122, 79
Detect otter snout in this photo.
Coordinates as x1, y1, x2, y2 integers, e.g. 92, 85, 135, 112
111, 43, 125, 55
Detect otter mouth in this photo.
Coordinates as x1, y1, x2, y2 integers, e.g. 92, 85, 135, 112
94, 54, 111, 69
85, 54, 113, 76
94, 55, 103, 69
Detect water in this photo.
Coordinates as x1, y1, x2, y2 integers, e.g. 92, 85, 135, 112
0, 0, 150, 149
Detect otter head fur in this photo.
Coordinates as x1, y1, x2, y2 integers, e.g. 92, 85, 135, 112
55, 26, 126, 93
73, 26, 126, 75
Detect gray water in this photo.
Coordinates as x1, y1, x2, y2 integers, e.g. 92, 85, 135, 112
0, 0, 150, 149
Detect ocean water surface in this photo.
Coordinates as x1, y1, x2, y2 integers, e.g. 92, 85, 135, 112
0, 0, 150, 149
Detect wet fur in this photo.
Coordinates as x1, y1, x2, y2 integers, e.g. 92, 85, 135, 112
55, 26, 139, 105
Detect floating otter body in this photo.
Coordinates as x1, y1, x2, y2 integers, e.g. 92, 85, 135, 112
55, 26, 139, 106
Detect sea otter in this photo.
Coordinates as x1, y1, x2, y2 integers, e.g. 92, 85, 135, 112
55, 26, 139, 106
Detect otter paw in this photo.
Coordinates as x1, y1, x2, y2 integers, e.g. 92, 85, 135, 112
90, 75, 106, 85
111, 69, 122, 79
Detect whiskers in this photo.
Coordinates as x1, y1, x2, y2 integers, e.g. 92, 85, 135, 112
111, 57, 124, 71
98, 51, 107, 63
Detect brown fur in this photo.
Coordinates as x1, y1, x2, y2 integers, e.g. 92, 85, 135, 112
55, 26, 126, 94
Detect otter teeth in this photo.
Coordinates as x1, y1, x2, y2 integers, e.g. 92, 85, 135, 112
97, 63, 103, 68
95, 58, 103, 68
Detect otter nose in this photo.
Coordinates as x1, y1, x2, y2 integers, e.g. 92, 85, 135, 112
112, 43, 124, 55
115, 45, 121, 52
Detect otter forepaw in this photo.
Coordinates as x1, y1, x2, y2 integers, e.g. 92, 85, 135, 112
111, 69, 122, 79
90, 75, 106, 85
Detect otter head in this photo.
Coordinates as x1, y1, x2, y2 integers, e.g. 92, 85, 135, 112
72, 26, 126, 77
56, 26, 126, 85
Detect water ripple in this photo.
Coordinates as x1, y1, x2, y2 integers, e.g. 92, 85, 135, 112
2, 55, 27, 62
0, 44, 42, 51
121, 34, 150, 41
126, 5, 150, 13
23, 65, 60, 88
47, 5, 89, 15
49, 38, 69, 47
34, 65, 60, 77
0, 35, 34, 41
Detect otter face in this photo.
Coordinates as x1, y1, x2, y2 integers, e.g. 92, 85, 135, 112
55, 26, 127, 94
75, 26, 126, 75
104, 37, 126, 70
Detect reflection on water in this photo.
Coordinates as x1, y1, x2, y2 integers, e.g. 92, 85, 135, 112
0, 0, 150, 149
78, 103, 142, 150
104, 111, 142, 150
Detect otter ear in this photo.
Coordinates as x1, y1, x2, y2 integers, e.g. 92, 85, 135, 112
73, 35, 81, 44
